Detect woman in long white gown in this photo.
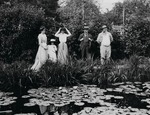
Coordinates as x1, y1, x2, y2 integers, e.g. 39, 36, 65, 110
55, 27, 71, 64
31, 27, 48, 71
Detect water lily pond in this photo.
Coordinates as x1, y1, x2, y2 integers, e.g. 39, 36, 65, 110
1, 82, 150, 115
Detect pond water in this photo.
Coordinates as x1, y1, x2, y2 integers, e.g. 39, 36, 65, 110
0, 82, 150, 115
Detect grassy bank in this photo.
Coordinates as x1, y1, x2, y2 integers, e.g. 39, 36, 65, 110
0, 55, 150, 92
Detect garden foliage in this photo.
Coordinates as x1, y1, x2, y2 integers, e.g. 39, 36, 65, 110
1, 55, 150, 92
105, 0, 150, 57
0, 1, 59, 63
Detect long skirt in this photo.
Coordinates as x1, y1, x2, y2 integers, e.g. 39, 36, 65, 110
48, 51, 57, 62
58, 42, 68, 64
31, 45, 48, 71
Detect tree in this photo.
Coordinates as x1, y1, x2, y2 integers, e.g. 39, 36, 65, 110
102, 0, 150, 58
57, 0, 102, 58
58, 0, 101, 32
0, 0, 59, 62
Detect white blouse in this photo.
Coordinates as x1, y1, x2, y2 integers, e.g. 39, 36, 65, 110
38, 33, 47, 48
55, 33, 70, 43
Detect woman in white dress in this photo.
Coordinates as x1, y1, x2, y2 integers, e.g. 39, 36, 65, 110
47, 39, 57, 62
31, 27, 48, 71
55, 27, 71, 64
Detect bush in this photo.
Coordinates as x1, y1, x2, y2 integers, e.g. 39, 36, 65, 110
1, 55, 150, 92
124, 18, 150, 57
0, 2, 58, 63
0, 61, 31, 91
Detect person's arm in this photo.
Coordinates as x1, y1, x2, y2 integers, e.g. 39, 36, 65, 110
96, 33, 102, 44
78, 34, 83, 41
110, 33, 113, 42
55, 28, 61, 37
38, 34, 42, 46
65, 27, 71, 37
45, 35, 47, 44
88, 34, 92, 41
45, 35, 48, 50
55, 45, 57, 51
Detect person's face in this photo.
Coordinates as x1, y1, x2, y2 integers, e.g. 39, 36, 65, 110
61, 30, 65, 34
103, 28, 107, 33
84, 30, 88, 35
41, 29, 46, 34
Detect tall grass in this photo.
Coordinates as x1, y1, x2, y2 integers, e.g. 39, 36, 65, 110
0, 55, 150, 92
111, 55, 150, 83
0, 61, 39, 92
38, 60, 81, 87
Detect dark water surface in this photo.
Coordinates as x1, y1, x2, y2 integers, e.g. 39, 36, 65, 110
1, 82, 150, 115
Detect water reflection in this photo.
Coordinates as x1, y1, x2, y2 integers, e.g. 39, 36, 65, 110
0, 82, 150, 115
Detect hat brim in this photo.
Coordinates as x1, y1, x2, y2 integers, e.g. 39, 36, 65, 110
83, 28, 89, 30
102, 27, 107, 29
50, 39, 56, 42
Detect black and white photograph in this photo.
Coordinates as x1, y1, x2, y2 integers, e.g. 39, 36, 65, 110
0, 0, 150, 115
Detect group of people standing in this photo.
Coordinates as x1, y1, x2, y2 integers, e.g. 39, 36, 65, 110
31, 26, 71, 71
78, 25, 113, 65
31, 25, 113, 71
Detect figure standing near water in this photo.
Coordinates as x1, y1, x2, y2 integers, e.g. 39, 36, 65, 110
47, 39, 57, 62
55, 27, 71, 64
78, 25, 92, 59
31, 26, 48, 71
96, 25, 113, 65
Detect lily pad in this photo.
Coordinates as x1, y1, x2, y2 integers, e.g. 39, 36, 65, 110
24, 103, 36, 107
114, 96, 124, 100
22, 95, 30, 98
74, 102, 85, 106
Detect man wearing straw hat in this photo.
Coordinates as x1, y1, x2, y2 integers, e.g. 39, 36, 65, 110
78, 23, 92, 59
96, 25, 113, 65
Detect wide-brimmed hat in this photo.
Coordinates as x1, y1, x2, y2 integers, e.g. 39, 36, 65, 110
40, 26, 46, 31
83, 23, 89, 30
50, 39, 56, 42
102, 25, 107, 29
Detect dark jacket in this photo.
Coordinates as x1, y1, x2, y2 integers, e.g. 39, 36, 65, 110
78, 33, 92, 49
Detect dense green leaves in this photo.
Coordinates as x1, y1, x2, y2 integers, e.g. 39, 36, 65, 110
104, 0, 150, 57
58, 0, 101, 32
0, 1, 59, 62
1, 0, 150, 62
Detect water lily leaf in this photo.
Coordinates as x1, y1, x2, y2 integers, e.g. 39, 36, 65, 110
22, 95, 30, 98
114, 96, 124, 100
54, 103, 65, 107
5, 92, 14, 96
14, 113, 37, 115
0, 92, 3, 98
74, 102, 84, 106
0, 102, 11, 106
24, 103, 36, 107
0, 110, 12, 114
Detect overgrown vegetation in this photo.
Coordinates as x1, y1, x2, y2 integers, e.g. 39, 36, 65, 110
0, 0, 150, 92
0, 0, 59, 63
0, 55, 150, 92
0, 0, 150, 61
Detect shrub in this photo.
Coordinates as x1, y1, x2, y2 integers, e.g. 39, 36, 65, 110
0, 55, 150, 92
124, 18, 150, 57
38, 60, 82, 87
0, 2, 56, 63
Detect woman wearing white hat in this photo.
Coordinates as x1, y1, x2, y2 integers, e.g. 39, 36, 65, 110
47, 39, 57, 62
